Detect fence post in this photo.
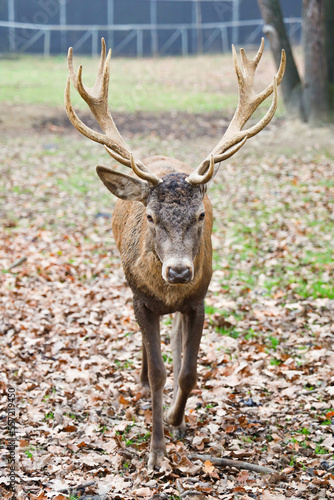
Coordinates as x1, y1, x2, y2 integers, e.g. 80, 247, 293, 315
92, 30, 98, 56
151, 0, 158, 56
108, 0, 114, 49
44, 30, 51, 56
8, 0, 15, 51
232, 0, 240, 45
181, 28, 188, 56
59, 0, 67, 53
137, 29, 143, 57
194, 0, 203, 54
221, 27, 228, 53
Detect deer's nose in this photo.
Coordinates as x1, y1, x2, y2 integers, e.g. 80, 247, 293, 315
167, 266, 192, 284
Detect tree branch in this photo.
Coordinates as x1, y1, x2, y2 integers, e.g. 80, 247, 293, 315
189, 453, 277, 474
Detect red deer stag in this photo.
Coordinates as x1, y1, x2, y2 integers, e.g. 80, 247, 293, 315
65, 38, 285, 468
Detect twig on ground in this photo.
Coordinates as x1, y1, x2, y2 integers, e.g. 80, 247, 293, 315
58, 481, 96, 493
7, 256, 27, 271
180, 492, 204, 498
176, 478, 205, 498
80, 496, 108, 500
183, 478, 211, 487
189, 453, 276, 474
76, 481, 96, 491
300, 388, 323, 395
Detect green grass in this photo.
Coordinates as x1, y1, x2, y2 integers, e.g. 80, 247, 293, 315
205, 304, 219, 315
57, 174, 90, 194
216, 326, 240, 339
162, 353, 173, 363
212, 187, 334, 301
270, 358, 282, 366
295, 281, 334, 299
297, 427, 310, 436
24, 445, 35, 458
315, 445, 328, 455
0, 52, 284, 115
0, 54, 234, 112
267, 336, 280, 350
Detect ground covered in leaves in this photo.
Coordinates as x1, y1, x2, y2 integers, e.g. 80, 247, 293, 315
1, 108, 334, 500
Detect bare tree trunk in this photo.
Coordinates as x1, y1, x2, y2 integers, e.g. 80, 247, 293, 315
257, 0, 305, 120
325, 0, 334, 121
303, 0, 329, 123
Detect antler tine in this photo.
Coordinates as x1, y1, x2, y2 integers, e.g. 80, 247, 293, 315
104, 146, 153, 174
101, 48, 112, 101
130, 154, 162, 186
65, 40, 129, 153
196, 136, 248, 177
76, 45, 112, 102
209, 73, 279, 165
67, 46, 77, 89
232, 44, 243, 85
73, 46, 125, 146
227, 44, 285, 137
215, 136, 248, 163
75, 65, 89, 102
242, 75, 278, 139
254, 49, 286, 106
234, 38, 264, 93
189, 40, 285, 183
96, 36, 107, 81
245, 36, 265, 68
253, 36, 265, 65
64, 76, 130, 163
186, 155, 214, 186
67, 37, 110, 99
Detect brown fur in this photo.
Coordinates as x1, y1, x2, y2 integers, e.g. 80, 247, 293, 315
112, 156, 213, 314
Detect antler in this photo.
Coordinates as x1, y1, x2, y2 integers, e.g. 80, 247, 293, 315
65, 38, 161, 186
187, 38, 286, 186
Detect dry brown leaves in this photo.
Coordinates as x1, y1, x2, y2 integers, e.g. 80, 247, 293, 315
1, 121, 334, 499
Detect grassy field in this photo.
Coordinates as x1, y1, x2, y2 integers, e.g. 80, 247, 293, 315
0, 49, 285, 114
1, 50, 334, 499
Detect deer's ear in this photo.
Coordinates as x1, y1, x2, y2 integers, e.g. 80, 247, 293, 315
96, 166, 150, 204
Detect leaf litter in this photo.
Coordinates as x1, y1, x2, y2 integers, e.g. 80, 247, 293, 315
0, 118, 334, 499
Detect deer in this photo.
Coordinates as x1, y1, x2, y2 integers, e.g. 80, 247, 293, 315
65, 38, 285, 469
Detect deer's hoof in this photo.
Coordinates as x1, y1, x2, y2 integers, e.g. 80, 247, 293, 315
165, 409, 186, 439
147, 449, 166, 470
171, 420, 187, 439
170, 420, 187, 439
139, 381, 150, 398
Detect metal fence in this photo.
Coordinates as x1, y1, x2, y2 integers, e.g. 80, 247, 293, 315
0, 0, 302, 57
0, 17, 302, 57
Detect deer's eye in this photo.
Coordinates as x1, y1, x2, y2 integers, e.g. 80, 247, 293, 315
199, 212, 206, 221
147, 214, 154, 222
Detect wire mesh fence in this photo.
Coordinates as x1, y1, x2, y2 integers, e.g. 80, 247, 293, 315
0, 0, 302, 56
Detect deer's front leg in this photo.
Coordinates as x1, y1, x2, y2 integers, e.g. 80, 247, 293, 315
170, 312, 183, 401
133, 299, 166, 469
140, 338, 149, 390
167, 301, 204, 428
168, 312, 186, 437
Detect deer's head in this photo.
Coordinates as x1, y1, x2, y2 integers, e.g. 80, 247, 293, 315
95, 161, 212, 284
